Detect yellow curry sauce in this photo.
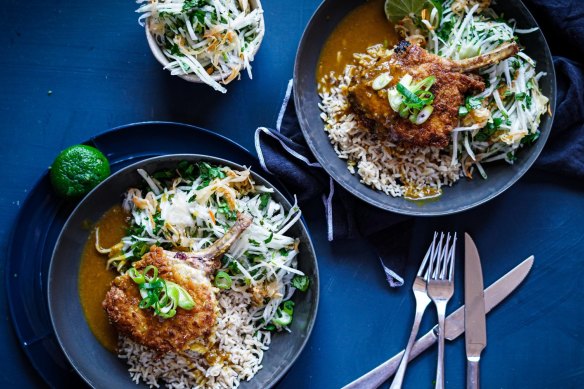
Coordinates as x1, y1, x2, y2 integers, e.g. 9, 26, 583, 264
317, 0, 398, 85
78, 205, 128, 353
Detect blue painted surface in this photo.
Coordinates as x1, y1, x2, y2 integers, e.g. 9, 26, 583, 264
0, 0, 582, 388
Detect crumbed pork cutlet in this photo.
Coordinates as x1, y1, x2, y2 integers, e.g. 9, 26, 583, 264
348, 40, 519, 148
103, 213, 252, 354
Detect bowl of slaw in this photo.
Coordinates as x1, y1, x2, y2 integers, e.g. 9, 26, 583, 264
139, 0, 265, 93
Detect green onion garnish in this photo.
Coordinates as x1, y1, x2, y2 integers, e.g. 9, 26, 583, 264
214, 271, 233, 289
128, 265, 195, 319
396, 83, 425, 109
372, 72, 392, 90
272, 300, 295, 327
390, 75, 437, 124
128, 267, 145, 284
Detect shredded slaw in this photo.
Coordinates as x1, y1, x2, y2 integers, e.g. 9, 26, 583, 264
421, 0, 549, 176
136, 0, 264, 93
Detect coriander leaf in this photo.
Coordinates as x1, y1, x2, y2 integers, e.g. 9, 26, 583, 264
259, 193, 271, 210
264, 232, 273, 244
436, 19, 454, 41
291, 275, 310, 292
474, 118, 500, 142
521, 131, 540, 145
227, 261, 240, 275
515, 92, 527, 101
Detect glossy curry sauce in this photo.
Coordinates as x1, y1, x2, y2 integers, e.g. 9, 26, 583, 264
317, 0, 398, 84
78, 205, 128, 353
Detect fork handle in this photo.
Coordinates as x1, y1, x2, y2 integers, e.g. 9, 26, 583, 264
390, 300, 430, 389
435, 303, 447, 389
466, 359, 480, 389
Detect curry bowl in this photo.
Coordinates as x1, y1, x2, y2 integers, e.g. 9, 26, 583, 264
47, 154, 319, 388
294, 0, 556, 216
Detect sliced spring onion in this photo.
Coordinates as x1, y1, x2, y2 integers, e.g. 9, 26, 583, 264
214, 271, 233, 289
413, 75, 436, 92
143, 265, 158, 281
272, 311, 291, 326
128, 267, 145, 284
129, 265, 194, 319
400, 74, 413, 87
282, 300, 294, 314
167, 280, 195, 310
458, 106, 469, 116
388, 90, 403, 112
372, 72, 392, 90
396, 83, 425, 109
272, 300, 295, 327
412, 105, 434, 125
391, 75, 437, 123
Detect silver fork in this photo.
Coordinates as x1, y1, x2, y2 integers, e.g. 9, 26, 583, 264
427, 232, 457, 389
390, 232, 443, 389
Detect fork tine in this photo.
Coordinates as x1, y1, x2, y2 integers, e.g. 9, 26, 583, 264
418, 232, 438, 277
438, 233, 450, 279
434, 232, 446, 279
447, 233, 457, 281
431, 232, 445, 279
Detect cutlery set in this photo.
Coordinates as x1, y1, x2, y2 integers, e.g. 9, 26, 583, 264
344, 234, 534, 389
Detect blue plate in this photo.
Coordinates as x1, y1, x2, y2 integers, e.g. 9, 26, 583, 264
5, 122, 273, 388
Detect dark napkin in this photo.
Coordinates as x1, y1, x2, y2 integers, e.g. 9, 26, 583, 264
255, 0, 584, 287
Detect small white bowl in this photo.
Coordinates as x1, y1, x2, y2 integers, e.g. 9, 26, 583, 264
145, 0, 265, 84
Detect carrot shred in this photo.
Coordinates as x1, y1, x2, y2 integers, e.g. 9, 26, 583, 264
209, 210, 216, 224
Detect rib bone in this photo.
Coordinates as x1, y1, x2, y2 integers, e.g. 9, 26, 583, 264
165, 212, 253, 274
451, 42, 520, 72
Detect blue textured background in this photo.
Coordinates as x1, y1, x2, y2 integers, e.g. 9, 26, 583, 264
0, 0, 583, 388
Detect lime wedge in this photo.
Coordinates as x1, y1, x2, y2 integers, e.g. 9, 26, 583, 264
384, 0, 428, 23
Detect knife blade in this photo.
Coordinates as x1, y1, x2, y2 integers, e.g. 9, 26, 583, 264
465, 233, 487, 389
342, 255, 534, 389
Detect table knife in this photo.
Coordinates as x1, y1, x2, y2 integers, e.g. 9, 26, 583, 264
465, 233, 487, 389
342, 255, 534, 389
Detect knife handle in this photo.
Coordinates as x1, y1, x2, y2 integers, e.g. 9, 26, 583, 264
466, 359, 480, 389
342, 330, 438, 389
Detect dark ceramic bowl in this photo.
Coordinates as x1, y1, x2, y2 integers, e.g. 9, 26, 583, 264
48, 154, 319, 388
294, 0, 556, 216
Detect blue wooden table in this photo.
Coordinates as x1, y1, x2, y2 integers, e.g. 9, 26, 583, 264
1, 0, 583, 388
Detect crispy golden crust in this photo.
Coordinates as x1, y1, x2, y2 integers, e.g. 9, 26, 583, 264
102, 246, 217, 354
348, 43, 486, 148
